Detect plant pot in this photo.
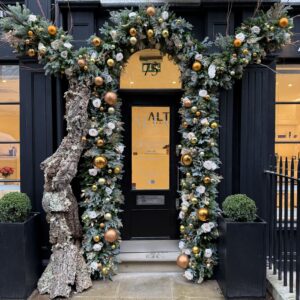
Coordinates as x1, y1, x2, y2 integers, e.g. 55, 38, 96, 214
0, 213, 42, 300
216, 216, 267, 300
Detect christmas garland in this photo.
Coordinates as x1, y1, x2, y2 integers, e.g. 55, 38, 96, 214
0, 1, 292, 293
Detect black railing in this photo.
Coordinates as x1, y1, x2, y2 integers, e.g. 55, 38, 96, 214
265, 156, 300, 299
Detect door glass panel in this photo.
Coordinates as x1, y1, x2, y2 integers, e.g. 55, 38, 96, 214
0, 65, 19, 102
0, 105, 20, 141
132, 106, 170, 190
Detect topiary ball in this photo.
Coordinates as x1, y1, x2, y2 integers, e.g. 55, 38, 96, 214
222, 194, 257, 222
0, 192, 32, 223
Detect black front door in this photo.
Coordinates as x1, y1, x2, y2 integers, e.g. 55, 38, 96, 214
121, 91, 181, 240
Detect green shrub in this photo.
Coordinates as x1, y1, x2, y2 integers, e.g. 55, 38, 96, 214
0, 192, 32, 223
222, 194, 257, 222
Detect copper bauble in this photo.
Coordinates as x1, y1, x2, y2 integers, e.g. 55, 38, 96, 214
147, 29, 154, 38
100, 223, 105, 229
192, 246, 200, 254
48, 25, 57, 36
104, 229, 118, 243
176, 254, 189, 269
198, 207, 209, 221
203, 176, 211, 184
129, 27, 137, 36
94, 76, 104, 86
181, 154, 193, 166
93, 235, 100, 242
183, 98, 192, 108
96, 139, 104, 147
192, 61, 202, 72
27, 49, 36, 57
93, 156, 108, 169
92, 37, 101, 47
279, 17, 289, 28
233, 38, 242, 47
107, 58, 115, 67
104, 92, 117, 106
77, 59, 86, 68
210, 122, 218, 129
146, 6, 156, 16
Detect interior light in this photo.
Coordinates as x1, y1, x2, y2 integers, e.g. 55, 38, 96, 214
172, 81, 176, 84
288, 83, 293, 87
130, 81, 134, 85
2, 80, 7, 83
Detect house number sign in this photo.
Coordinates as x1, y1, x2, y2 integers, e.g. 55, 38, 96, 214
142, 62, 161, 76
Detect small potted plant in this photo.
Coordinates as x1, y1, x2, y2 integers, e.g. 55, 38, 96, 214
0, 192, 41, 300
0, 166, 14, 183
217, 194, 266, 299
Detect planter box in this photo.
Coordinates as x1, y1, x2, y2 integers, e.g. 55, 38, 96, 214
217, 216, 267, 300
0, 213, 42, 300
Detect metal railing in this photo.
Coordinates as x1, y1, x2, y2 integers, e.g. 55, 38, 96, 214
265, 156, 300, 299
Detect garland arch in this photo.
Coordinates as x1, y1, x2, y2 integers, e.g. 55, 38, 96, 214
0, 3, 293, 299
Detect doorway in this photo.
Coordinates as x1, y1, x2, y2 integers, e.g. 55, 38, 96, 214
121, 91, 181, 240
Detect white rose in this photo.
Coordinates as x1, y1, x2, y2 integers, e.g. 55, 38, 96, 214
200, 118, 209, 125
162, 11, 169, 20
187, 132, 196, 140
87, 210, 97, 219
204, 249, 213, 258
251, 26, 260, 35
38, 42, 46, 51
105, 187, 112, 195
92, 98, 101, 108
195, 53, 202, 61
196, 185, 206, 195
90, 261, 98, 270
179, 241, 185, 250
199, 89, 208, 97
184, 270, 193, 281
116, 52, 124, 61
179, 211, 185, 219
61, 51, 68, 59
93, 243, 103, 251
181, 193, 189, 201
28, 14, 37, 22
110, 30, 117, 41
51, 40, 61, 50
235, 32, 245, 42
203, 160, 217, 170
107, 122, 116, 130
183, 132, 188, 139
89, 128, 98, 137
104, 128, 112, 136
183, 248, 191, 255
129, 12, 137, 19
115, 144, 125, 153
63, 42, 73, 49
88, 168, 98, 177
201, 223, 211, 233
208, 64, 216, 79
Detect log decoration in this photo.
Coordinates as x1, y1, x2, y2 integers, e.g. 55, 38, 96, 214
0, 2, 292, 297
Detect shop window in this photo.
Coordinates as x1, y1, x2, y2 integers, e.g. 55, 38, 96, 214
0, 65, 20, 197
275, 64, 300, 160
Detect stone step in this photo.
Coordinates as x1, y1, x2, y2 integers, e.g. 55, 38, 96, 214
119, 261, 182, 273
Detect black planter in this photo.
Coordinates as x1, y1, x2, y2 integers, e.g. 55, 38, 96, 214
217, 216, 267, 300
0, 213, 42, 300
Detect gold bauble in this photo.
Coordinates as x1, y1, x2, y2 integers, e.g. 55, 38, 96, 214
195, 111, 201, 117
77, 59, 86, 68
233, 38, 242, 47
176, 254, 189, 269
108, 169, 112, 174
48, 25, 57, 36
93, 156, 108, 169
182, 122, 188, 128
83, 65, 88, 71
107, 58, 115, 67
104, 228, 118, 243
102, 267, 109, 275
191, 197, 198, 205
198, 207, 209, 221
98, 178, 106, 185
92, 37, 101, 47
183, 98, 192, 108
203, 176, 211, 184
27, 30, 34, 37
129, 27, 137, 36
279, 17, 289, 28
158, 17, 164, 24
242, 49, 249, 55
104, 213, 112, 221
146, 6, 156, 16
210, 122, 218, 129
181, 154, 193, 166
81, 136, 87, 142
104, 91, 117, 106
191, 106, 197, 113
130, 36, 137, 45
192, 246, 200, 254
94, 76, 104, 86
96, 139, 104, 147
100, 223, 105, 229
191, 137, 197, 144
192, 61, 202, 72
108, 107, 115, 114
147, 29, 154, 38
180, 225, 185, 232
27, 49, 36, 57
204, 95, 210, 101
93, 235, 100, 242
92, 184, 98, 191
114, 166, 121, 174
162, 29, 169, 38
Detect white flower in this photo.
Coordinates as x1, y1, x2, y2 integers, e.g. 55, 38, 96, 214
51, 40, 61, 50
38, 42, 46, 51
179, 211, 185, 219
88, 168, 98, 176
200, 118, 209, 126
116, 144, 125, 154
199, 89, 208, 97
129, 12, 137, 19
204, 249, 213, 258
181, 193, 189, 201
63, 42, 72, 49
90, 262, 98, 270
162, 11, 169, 20
110, 30, 117, 41
90, 51, 98, 60
196, 185, 206, 195
89, 128, 98, 137
116, 52, 124, 61
28, 14, 37, 22
105, 187, 112, 195
201, 223, 212, 233
187, 132, 196, 140
183, 248, 191, 255
235, 32, 246, 42
107, 122, 116, 130
184, 270, 194, 281
179, 241, 185, 250
104, 128, 113, 136
60, 51, 68, 59
93, 243, 103, 251
87, 210, 97, 219
195, 53, 202, 61
208, 64, 216, 79
203, 160, 217, 170
92, 98, 101, 108
209, 222, 215, 229
251, 26, 261, 35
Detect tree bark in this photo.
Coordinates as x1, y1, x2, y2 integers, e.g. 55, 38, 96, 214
37, 78, 92, 299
